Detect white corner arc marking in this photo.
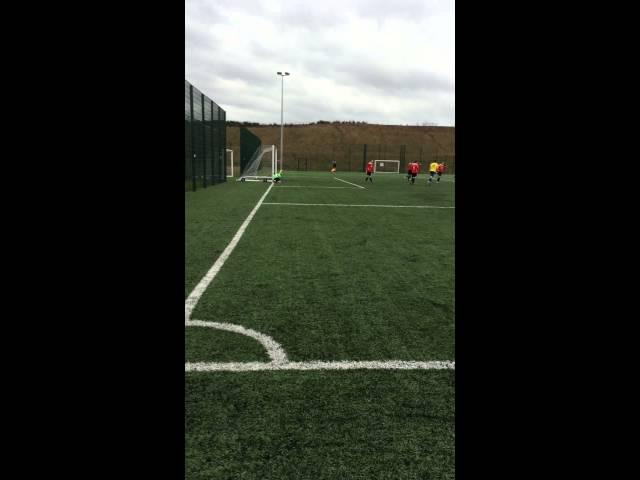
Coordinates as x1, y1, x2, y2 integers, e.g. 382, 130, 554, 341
186, 320, 288, 364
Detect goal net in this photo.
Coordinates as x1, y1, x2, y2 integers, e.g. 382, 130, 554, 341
374, 160, 400, 174
238, 145, 281, 182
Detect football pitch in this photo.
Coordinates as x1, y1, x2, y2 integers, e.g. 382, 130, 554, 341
185, 171, 455, 479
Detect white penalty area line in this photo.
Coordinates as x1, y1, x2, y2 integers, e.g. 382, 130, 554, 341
185, 360, 455, 372
282, 173, 348, 179
184, 183, 274, 319
263, 202, 455, 209
275, 185, 355, 189
334, 176, 366, 189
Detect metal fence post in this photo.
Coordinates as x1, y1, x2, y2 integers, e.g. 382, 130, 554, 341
201, 93, 207, 188
217, 106, 222, 183
190, 84, 196, 191
362, 144, 367, 171
220, 104, 224, 182
210, 100, 215, 185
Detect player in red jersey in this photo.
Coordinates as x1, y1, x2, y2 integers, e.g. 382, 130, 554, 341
436, 162, 446, 182
365, 160, 374, 182
406, 161, 413, 182
409, 161, 419, 184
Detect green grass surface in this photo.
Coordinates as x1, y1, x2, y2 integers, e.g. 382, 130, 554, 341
185, 171, 454, 479
186, 181, 267, 298
186, 327, 270, 363
186, 371, 454, 480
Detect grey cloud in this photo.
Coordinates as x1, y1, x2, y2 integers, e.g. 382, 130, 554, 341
276, 8, 350, 30
277, 30, 453, 95
187, 0, 267, 19
192, 58, 274, 87
185, 27, 213, 53
186, 0, 454, 125
222, 91, 278, 112
350, 66, 453, 93
249, 41, 275, 58
300, 56, 454, 94
352, 0, 448, 22
287, 96, 341, 118
185, 1, 226, 27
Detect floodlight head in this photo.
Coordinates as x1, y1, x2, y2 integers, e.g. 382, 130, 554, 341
284, 72, 290, 76
277, 72, 282, 75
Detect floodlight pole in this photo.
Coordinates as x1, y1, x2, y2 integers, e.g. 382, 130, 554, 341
277, 72, 290, 172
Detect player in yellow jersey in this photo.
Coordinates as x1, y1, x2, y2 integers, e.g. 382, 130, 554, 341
428, 161, 439, 184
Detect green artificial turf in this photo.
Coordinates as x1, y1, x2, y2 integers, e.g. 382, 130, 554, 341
185, 171, 455, 479
186, 370, 454, 480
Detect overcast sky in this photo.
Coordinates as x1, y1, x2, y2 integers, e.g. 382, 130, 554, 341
186, 0, 454, 126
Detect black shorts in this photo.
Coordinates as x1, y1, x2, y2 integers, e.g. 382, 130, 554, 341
366, 171, 372, 176
430, 171, 437, 177
411, 173, 417, 178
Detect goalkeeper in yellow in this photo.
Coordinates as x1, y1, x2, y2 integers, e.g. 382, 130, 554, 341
428, 161, 439, 184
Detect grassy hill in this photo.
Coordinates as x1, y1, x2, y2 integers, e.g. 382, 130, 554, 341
226, 123, 455, 173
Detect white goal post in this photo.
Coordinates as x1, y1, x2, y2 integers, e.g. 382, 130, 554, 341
373, 160, 400, 174
238, 145, 282, 182
226, 149, 234, 177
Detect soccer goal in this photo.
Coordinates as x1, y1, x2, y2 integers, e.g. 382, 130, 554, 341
238, 145, 281, 182
373, 160, 400, 174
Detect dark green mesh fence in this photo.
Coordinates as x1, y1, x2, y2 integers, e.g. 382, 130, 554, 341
185, 80, 227, 191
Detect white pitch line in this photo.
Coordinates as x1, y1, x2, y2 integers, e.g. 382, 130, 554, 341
275, 186, 354, 189
334, 176, 366, 189
186, 320, 288, 363
184, 183, 274, 320
281, 174, 345, 179
185, 360, 455, 372
263, 202, 454, 209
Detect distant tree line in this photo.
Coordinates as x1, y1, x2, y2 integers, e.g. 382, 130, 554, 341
225, 120, 449, 127
226, 120, 380, 127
